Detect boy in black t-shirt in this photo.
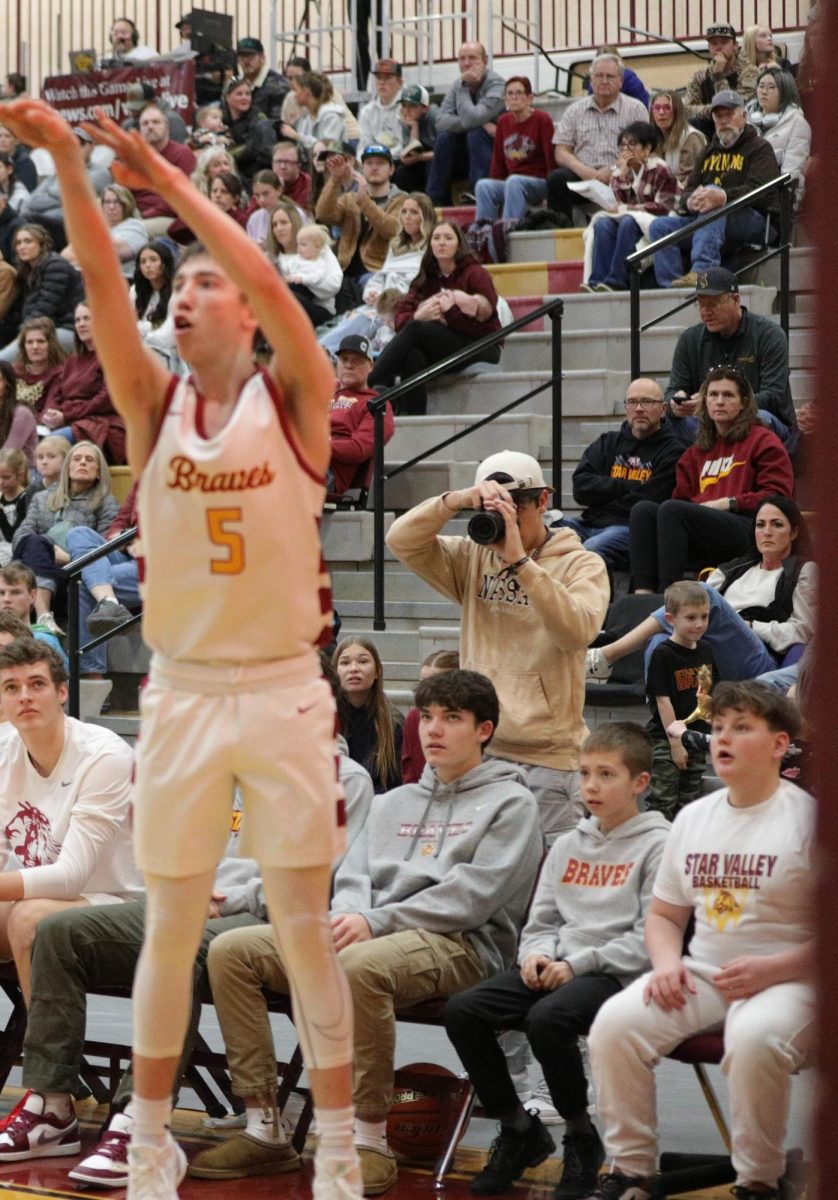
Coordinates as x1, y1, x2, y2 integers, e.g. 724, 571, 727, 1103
645, 581, 716, 818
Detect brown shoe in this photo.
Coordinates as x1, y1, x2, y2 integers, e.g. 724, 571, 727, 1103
357, 1146, 398, 1195
188, 1132, 302, 1179
670, 271, 698, 289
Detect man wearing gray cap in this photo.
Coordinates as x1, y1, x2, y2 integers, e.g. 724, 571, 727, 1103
387, 449, 609, 840
648, 90, 779, 288
685, 23, 760, 136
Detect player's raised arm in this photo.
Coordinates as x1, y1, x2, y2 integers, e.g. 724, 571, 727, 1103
0, 100, 171, 469
84, 111, 335, 473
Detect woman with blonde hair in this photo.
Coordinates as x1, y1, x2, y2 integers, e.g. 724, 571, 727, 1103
0, 223, 83, 359
63, 182, 147, 277
282, 72, 347, 160
191, 145, 242, 198
13, 438, 119, 632
741, 25, 792, 72
265, 197, 304, 261
334, 636, 404, 792
648, 90, 705, 188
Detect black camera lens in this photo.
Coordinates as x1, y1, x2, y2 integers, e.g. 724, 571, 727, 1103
467, 510, 506, 545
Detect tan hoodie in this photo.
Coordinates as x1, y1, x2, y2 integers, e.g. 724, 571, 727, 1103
386, 496, 610, 770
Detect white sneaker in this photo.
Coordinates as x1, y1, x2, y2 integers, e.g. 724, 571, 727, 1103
586, 647, 613, 680
127, 1133, 187, 1200
525, 1078, 563, 1126
312, 1153, 363, 1200
38, 611, 65, 638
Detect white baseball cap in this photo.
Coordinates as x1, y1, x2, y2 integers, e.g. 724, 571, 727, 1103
474, 450, 553, 493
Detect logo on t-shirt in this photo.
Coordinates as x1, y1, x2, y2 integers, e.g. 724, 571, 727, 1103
5, 800, 61, 868
698, 455, 746, 492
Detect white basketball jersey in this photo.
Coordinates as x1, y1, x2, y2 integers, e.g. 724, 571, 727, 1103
137, 370, 332, 664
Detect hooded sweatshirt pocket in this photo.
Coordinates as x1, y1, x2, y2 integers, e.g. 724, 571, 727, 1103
475, 666, 554, 751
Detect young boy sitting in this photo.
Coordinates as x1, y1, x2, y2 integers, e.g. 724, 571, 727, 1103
444, 722, 670, 1200
585, 682, 814, 1200
645, 580, 716, 820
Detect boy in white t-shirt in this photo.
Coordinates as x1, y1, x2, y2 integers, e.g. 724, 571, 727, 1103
583, 681, 814, 1200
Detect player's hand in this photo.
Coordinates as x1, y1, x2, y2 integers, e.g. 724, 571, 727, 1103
83, 109, 178, 194
331, 912, 373, 951
714, 955, 777, 1000
0, 99, 79, 154
520, 953, 552, 989
643, 960, 697, 1011
208, 891, 226, 919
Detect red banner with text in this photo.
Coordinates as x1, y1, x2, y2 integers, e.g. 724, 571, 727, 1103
41, 61, 196, 129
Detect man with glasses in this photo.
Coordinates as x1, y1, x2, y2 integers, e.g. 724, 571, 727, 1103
664, 267, 795, 445
563, 378, 682, 571
271, 140, 311, 211
387, 450, 610, 841
547, 53, 648, 225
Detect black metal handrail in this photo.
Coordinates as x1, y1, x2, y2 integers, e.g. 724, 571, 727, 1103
62, 525, 140, 719
626, 173, 794, 379
366, 296, 564, 629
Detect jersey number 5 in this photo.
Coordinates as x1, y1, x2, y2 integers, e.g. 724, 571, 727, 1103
207, 507, 245, 575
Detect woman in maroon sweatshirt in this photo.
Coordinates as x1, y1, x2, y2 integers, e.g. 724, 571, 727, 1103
39, 301, 127, 464
628, 365, 794, 591
368, 220, 502, 414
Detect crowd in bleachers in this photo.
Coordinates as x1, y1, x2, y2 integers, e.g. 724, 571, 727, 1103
0, 8, 823, 1200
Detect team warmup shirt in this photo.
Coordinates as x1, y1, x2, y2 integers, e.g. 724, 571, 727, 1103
653, 780, 814, 967
138, 370, 332, 663
0, 717, 140, 902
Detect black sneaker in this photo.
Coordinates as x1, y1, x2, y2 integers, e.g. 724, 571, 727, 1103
554, 1127, 605, 1199
470, 1115, 555, 1195
583, 1170, 654, 1200
732, 1188, 779, 1200
87, 599, 134, 638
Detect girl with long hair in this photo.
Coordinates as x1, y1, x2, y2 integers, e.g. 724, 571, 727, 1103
334, 636, 404, 792
13, 316, 66, 413
648, 91, 706, 188
628, 367, 794, 593
0, 223, 83, 358
265, 198, 304, 261
746, 68, 811, 193
40, 301, 127, 463
0, 359, 36, 461
132, 241, 178, 368
368, 220, 502, 414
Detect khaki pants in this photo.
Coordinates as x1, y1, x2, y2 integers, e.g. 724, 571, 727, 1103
207, 925, 485, 1120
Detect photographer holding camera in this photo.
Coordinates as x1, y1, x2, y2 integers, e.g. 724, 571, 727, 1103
387, 450, 610, 839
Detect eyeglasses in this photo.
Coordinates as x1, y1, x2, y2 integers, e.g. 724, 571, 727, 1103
625, 398, 663, 409
618, 139, 639, 149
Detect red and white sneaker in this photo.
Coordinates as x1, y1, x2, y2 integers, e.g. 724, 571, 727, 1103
68, 1110, 132, 1188
0, 1091, 80, 1161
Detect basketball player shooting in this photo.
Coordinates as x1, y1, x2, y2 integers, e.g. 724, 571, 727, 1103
0, 99, 360, 1200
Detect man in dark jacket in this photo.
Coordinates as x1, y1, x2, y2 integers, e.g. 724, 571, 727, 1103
235, 37, 288, 124
564, 378, 682, 570
664, 266, 795, 444
648, 91, 779, 287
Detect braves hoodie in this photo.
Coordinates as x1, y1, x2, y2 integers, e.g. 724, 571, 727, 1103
332, 757, 542, 975
518, 809, 670, 985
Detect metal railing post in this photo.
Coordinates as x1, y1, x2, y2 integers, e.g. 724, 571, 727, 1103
67, 573, 81, 718
630, 264, 641, 379
549, 302, 563, 494
779, 181, 791, 343
372, 401, 386, 631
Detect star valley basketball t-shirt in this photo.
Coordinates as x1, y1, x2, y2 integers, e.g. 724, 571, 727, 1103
653, 780, 814, 967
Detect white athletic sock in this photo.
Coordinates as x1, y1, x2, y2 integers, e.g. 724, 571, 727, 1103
353, 1116, 388, 1153
244, 1101, 286, 1146
315, 1105, 359, 1172
130, 1095, 171, 1149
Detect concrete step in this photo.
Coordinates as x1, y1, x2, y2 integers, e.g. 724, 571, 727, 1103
507, 229, 584, 264
488, 259, 582, 297
504, 283, 776, 329
321, 510, 395, 561
387, 412, 552, 464
338, 601, 460, 626
503, 325, 686, 374
380, 460, 476, 511
428, 369, 629, 418
331, 565, 445, 603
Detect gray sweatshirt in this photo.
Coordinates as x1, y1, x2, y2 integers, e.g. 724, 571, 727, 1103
518, 809, 670, 985
332, 757, 542, 975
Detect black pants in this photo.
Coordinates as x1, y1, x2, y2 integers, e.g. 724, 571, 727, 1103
368, 320, 501, 415
288, 282, 333, 327
444, 966, 621, 1120
16, 532, 64, 593
629, 498, 754, 591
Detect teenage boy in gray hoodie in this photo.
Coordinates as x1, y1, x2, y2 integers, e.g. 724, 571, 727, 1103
445, 722, 669, 1200
189, 669, 542, 1196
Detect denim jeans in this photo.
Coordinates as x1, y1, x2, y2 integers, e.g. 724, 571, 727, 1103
649, 205, 768, 286
559, 517, 631, 571
475, 175, 547, 223
426, 128, 494, 205
66, 526, 140, 674
589, 215, 643, 289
